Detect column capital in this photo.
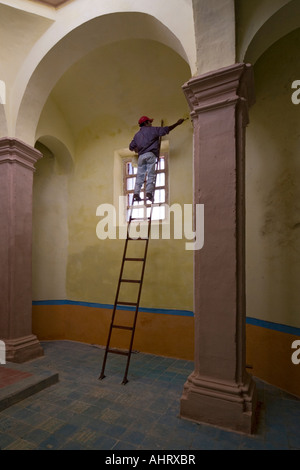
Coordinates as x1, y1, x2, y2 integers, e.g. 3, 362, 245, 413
183, 63, 255, 117
0, 137, 42, 171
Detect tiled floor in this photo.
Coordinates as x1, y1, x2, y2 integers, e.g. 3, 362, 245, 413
0, 340, 299, 450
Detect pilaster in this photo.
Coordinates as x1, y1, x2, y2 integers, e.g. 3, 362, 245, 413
0, 138, 44, 362
180, 64, 257, 433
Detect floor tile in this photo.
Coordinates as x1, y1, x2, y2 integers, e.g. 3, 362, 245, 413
0, 340, 299, 450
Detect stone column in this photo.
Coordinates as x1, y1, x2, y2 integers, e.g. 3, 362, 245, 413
0, 137, 44, 362
180, 64, 257, 434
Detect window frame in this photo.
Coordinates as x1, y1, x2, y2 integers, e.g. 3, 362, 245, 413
123, 151, 169, 222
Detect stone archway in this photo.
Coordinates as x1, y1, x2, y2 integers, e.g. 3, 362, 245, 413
13, 10, 194, 145
237, 0, 300, 65
33, 135, 73, 303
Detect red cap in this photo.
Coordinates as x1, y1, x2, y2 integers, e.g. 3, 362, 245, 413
138, 116, 153, 125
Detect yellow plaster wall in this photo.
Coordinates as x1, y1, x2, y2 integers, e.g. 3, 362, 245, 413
192, 0, 235, 75
0, 2, 53, 89
66, 118, 193, 310
35, 97, 75, 157
0, 2, 54, 136
236, 0, 300, 67
235, 0, 292, 62
246, 28, 300, 330
32, 38, 194, 358
32, 142, 70, 300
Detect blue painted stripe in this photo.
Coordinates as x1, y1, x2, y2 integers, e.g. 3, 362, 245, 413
32, 299, 194, 317
246, 317, 300, 336
32, 300, 300, 335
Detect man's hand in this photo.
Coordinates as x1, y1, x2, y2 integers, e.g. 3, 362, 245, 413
168, 118, 187, 132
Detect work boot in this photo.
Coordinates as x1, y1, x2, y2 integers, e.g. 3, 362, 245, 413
146, 192, 154, 203
133, 194, 142, 202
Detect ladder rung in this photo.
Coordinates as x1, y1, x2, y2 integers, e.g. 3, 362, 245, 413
128, 237, 148, 241
120, 279, 141, 284
112, 325, 134, 331
124, 257, 145, 262
130, 217, 151, 222
117, 301, 138, 306
107, 348, 130, 356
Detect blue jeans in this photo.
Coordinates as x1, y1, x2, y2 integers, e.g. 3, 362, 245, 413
134, 152, 156, 195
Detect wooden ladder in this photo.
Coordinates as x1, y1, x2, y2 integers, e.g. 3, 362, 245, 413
99, 159, 163, 384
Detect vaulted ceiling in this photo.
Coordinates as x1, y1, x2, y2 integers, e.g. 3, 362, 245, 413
47, 38, 191, 136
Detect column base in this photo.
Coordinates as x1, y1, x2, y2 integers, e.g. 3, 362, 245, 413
180, 371, 258, 434
3, 335, 44, 363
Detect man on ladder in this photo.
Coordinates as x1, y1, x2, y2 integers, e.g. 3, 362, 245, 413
130, 116, 185, 203
99, 115, 186, 384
